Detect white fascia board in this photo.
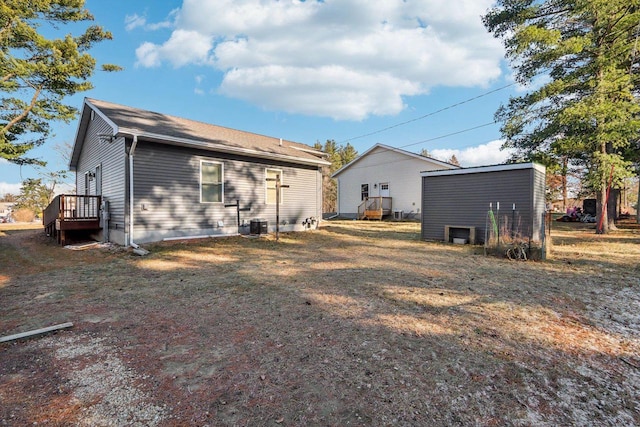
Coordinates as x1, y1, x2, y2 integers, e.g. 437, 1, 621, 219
85, 99, 119, 132
69, 99, 119, 171
332, 143, 458, 178
331, 143, 382, 178
420, 162, 544, 177
116, 129, 330, 167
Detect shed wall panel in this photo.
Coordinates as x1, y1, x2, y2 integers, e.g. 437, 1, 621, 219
421, 167, 543, 244
532, 166, 546, 239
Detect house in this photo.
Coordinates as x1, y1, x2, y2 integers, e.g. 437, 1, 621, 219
331, 143, 458, 219
48, 98, 330, 246
0, 202, 13, 222
420, 162, 546, 245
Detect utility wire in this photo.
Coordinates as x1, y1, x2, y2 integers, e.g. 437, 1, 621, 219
333, 121, 500, 173
338, 83, 515, 144
397, 121, 499, 150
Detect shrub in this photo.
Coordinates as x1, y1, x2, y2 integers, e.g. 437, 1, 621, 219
13, 208, 35, 223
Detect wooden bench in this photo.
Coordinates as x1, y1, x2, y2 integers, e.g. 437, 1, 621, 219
444, 225, 476, 245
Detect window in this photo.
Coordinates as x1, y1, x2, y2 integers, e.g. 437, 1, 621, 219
201, 161, 223, 203
361, 184, 369, 201
266, 169, 283, 204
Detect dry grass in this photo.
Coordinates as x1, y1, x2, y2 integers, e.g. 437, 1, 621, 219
0, 220, 639, 426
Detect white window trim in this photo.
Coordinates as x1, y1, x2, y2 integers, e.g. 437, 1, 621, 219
265, 168, 284, 205
361, 183, 369, 200
200, 160, 224, 204
84, 172, 90, 196
95, 164, 102, 196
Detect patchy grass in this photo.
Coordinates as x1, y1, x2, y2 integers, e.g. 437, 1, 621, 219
0, 221, 43, 231
0, 220, 639, 426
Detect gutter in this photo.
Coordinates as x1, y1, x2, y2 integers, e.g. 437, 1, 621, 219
129, 135, 138, 248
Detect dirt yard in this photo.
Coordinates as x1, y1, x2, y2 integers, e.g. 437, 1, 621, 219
1, 220, 639, 426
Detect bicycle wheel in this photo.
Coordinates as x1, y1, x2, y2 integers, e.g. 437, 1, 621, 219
517, 246, 527, 261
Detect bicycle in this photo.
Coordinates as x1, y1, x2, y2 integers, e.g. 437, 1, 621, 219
506, 241, 528, 261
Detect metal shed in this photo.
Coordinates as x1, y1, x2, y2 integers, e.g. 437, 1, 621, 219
420, 163, 546, 245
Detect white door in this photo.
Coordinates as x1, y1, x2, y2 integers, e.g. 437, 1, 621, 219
379, 182, 390, 197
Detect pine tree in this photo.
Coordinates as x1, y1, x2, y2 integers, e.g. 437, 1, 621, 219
484, 0, 640, 233
314, 140, 358, 213
448, 155, 461, 166
0, 0, 120, 165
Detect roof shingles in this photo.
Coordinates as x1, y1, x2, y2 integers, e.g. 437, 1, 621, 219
86, 98, 327, 165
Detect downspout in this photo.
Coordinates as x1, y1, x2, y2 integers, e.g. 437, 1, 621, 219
129, 135, 139, 248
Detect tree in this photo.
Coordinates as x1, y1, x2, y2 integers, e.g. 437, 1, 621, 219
1, 0, 121, 165
0, 193, 17, 202
15, 178, 51, 216
339, 143, 358, 167
313, 140, 358, 213
448, 155, 461, 166
484, 0, 640, 233
419, 148, 431, 158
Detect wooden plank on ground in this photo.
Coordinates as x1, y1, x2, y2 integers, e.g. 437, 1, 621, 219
0, 322, 74, 343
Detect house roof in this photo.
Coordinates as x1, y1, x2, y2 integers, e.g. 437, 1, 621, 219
70, 98, 330, 170
331, 143, 459, 178
420, 162, 545, 177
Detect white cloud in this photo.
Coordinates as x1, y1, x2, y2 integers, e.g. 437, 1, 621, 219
220, 65, 419, 120
146, 20, 174, 31
125, 13, 147, 31
0, 181, 21, 197
135, 42, 162, 67
194, 74, 206, 95
136, 30, 213, 68
125, 11, 176, 32
431, 140, 514, 167
55, 182, 75, 196
135, 0, 504, 120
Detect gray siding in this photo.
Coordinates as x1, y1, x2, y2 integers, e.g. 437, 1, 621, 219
532, 167, 546, 239
421, 167, 546, 244
75, 113, 127, 244
131, 141, 321, 243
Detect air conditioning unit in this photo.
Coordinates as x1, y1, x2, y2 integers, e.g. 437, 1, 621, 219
393, 210, 403, 220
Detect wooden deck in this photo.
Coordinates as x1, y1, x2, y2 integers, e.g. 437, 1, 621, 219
43, 195, 102, 245
358, 197, 392, 220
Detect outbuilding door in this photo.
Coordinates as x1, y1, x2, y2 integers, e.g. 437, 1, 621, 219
379, 182, 390, 197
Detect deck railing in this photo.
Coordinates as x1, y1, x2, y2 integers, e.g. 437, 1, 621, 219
357, 196, 392, 219
43, 194, 102, 227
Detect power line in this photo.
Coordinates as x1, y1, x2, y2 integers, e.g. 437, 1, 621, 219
333, 121, 500, 173
398, 121, 498, 150
338, 83, 515, 144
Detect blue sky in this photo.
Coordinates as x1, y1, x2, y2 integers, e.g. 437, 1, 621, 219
1, 0, 524, 197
